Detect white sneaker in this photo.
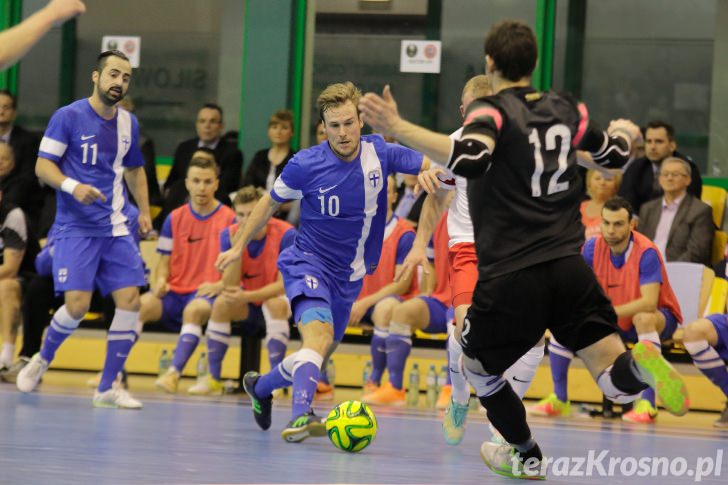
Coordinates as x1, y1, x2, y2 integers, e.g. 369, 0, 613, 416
16, 353, 49, 393
93, 387, 143, 409
187, 375, 223, 396
480, 442, 545, 480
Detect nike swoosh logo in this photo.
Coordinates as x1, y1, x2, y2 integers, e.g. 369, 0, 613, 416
115, 353, 128, 358
512, 376, 530, 383
309, 377, 319, 384
319, 185, 338, 194
81, 135, 96, 140
188, 237, 204, 243
607, 284, 620, 288
243, 273, 261, 279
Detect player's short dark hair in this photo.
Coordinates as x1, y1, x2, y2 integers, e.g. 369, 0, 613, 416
233, 185, 265, 206
645, 120, 675, 141
0, 89, 17, 109
96, 50, 131, 73
199, 103, 224, 122
484, 20, 538, 82
602, 196, 634, 220
187, 156, 219, 176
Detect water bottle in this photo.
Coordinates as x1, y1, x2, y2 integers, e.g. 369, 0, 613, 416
158, 349, 171, 377
426, 364, 437, 408
196, 352, 208, 382
407, 363, 420, 407
362, 360, 373, 386
326, 358, 336, 386
438, 365, 448, 395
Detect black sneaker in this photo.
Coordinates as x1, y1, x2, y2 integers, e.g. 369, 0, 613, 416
243, 371, 272, 430
281, 410, 327, 443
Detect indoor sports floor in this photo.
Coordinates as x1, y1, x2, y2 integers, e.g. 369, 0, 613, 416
1, 372, 727, 484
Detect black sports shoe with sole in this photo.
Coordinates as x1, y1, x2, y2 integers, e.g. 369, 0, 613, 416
243, 371, 273, 430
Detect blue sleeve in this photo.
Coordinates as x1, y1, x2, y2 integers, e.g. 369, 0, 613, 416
582, 238, 596, 268
38, 109, 71, 163
157, 215, 173, 254
395, 231, 416, 265
386, 142, 423, 176
271, 156, 305, 202
122, 114, 145, 168
279, 228, 297, 253
639, 248, 663, 286
220, 227, 232, 252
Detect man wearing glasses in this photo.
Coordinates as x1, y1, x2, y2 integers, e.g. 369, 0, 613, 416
638, 157, 713, 266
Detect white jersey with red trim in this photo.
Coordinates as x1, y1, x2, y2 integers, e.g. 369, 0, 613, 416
438, 127, 474, 247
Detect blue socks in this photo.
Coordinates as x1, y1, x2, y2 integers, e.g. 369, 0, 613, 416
548, 338, 573, 402
206, 321, 231, 381
385, 334, 412, 390
40, 305, 81, 363
290, 349, 324, 418
685, 340, 728, 398
171, 323, 202, 372
99, 309, 138, 392
370, 327, 388, 385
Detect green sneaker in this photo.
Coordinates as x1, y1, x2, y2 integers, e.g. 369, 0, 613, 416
281, 410, 327, 443
442, 398, 469, 445
480, 442, 546, 480
527, 393, 571, 417
631, 341, 689, 416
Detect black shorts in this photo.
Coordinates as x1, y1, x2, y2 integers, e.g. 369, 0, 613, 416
461, 255, 618, 375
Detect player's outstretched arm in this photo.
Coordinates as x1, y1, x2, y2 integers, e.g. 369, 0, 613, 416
215, 193, 281, 272
395, 189, 452, 283
0, 0, 85, 70
360, 86, 453, 164
124, 166, 152, 234
36, 157, 106, 205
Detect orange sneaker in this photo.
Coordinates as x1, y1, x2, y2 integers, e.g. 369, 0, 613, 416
362, 380, 379, 398
622, 399, 657, 424
314, 381, 334, 401
436, 384, 452, 409
362, 382, 406, 406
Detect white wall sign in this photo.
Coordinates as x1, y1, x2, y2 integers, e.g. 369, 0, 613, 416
399, 40, 441, 73
101, 36, 141, 68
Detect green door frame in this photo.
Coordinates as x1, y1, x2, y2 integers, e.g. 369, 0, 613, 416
289, 0, 307, 150
533, 0, 557, 91
0, 0, 23, 94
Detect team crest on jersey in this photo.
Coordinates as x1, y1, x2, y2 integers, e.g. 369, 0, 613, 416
368, 169, 382, 188
304, 275, 319, 290
121, 136, 131, 150
58, 267, 68, 283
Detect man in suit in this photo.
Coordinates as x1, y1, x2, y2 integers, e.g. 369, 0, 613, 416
619, 120, 702, 215
163, 103, 243, 210
638, 157, 714, 266
0, 90, 42, 230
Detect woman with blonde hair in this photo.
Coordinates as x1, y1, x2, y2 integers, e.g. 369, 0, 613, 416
581, 169, 622, 240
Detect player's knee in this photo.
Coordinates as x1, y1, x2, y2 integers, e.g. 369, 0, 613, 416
264, 297, 288, 319
114, 290, 141, 312
183, 300, 211, 323
391, 301, 417, 326
683, 318, 712, 343
211, 296, 233, 321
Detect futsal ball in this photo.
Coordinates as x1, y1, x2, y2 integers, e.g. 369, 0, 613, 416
325, 400, 378, 453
